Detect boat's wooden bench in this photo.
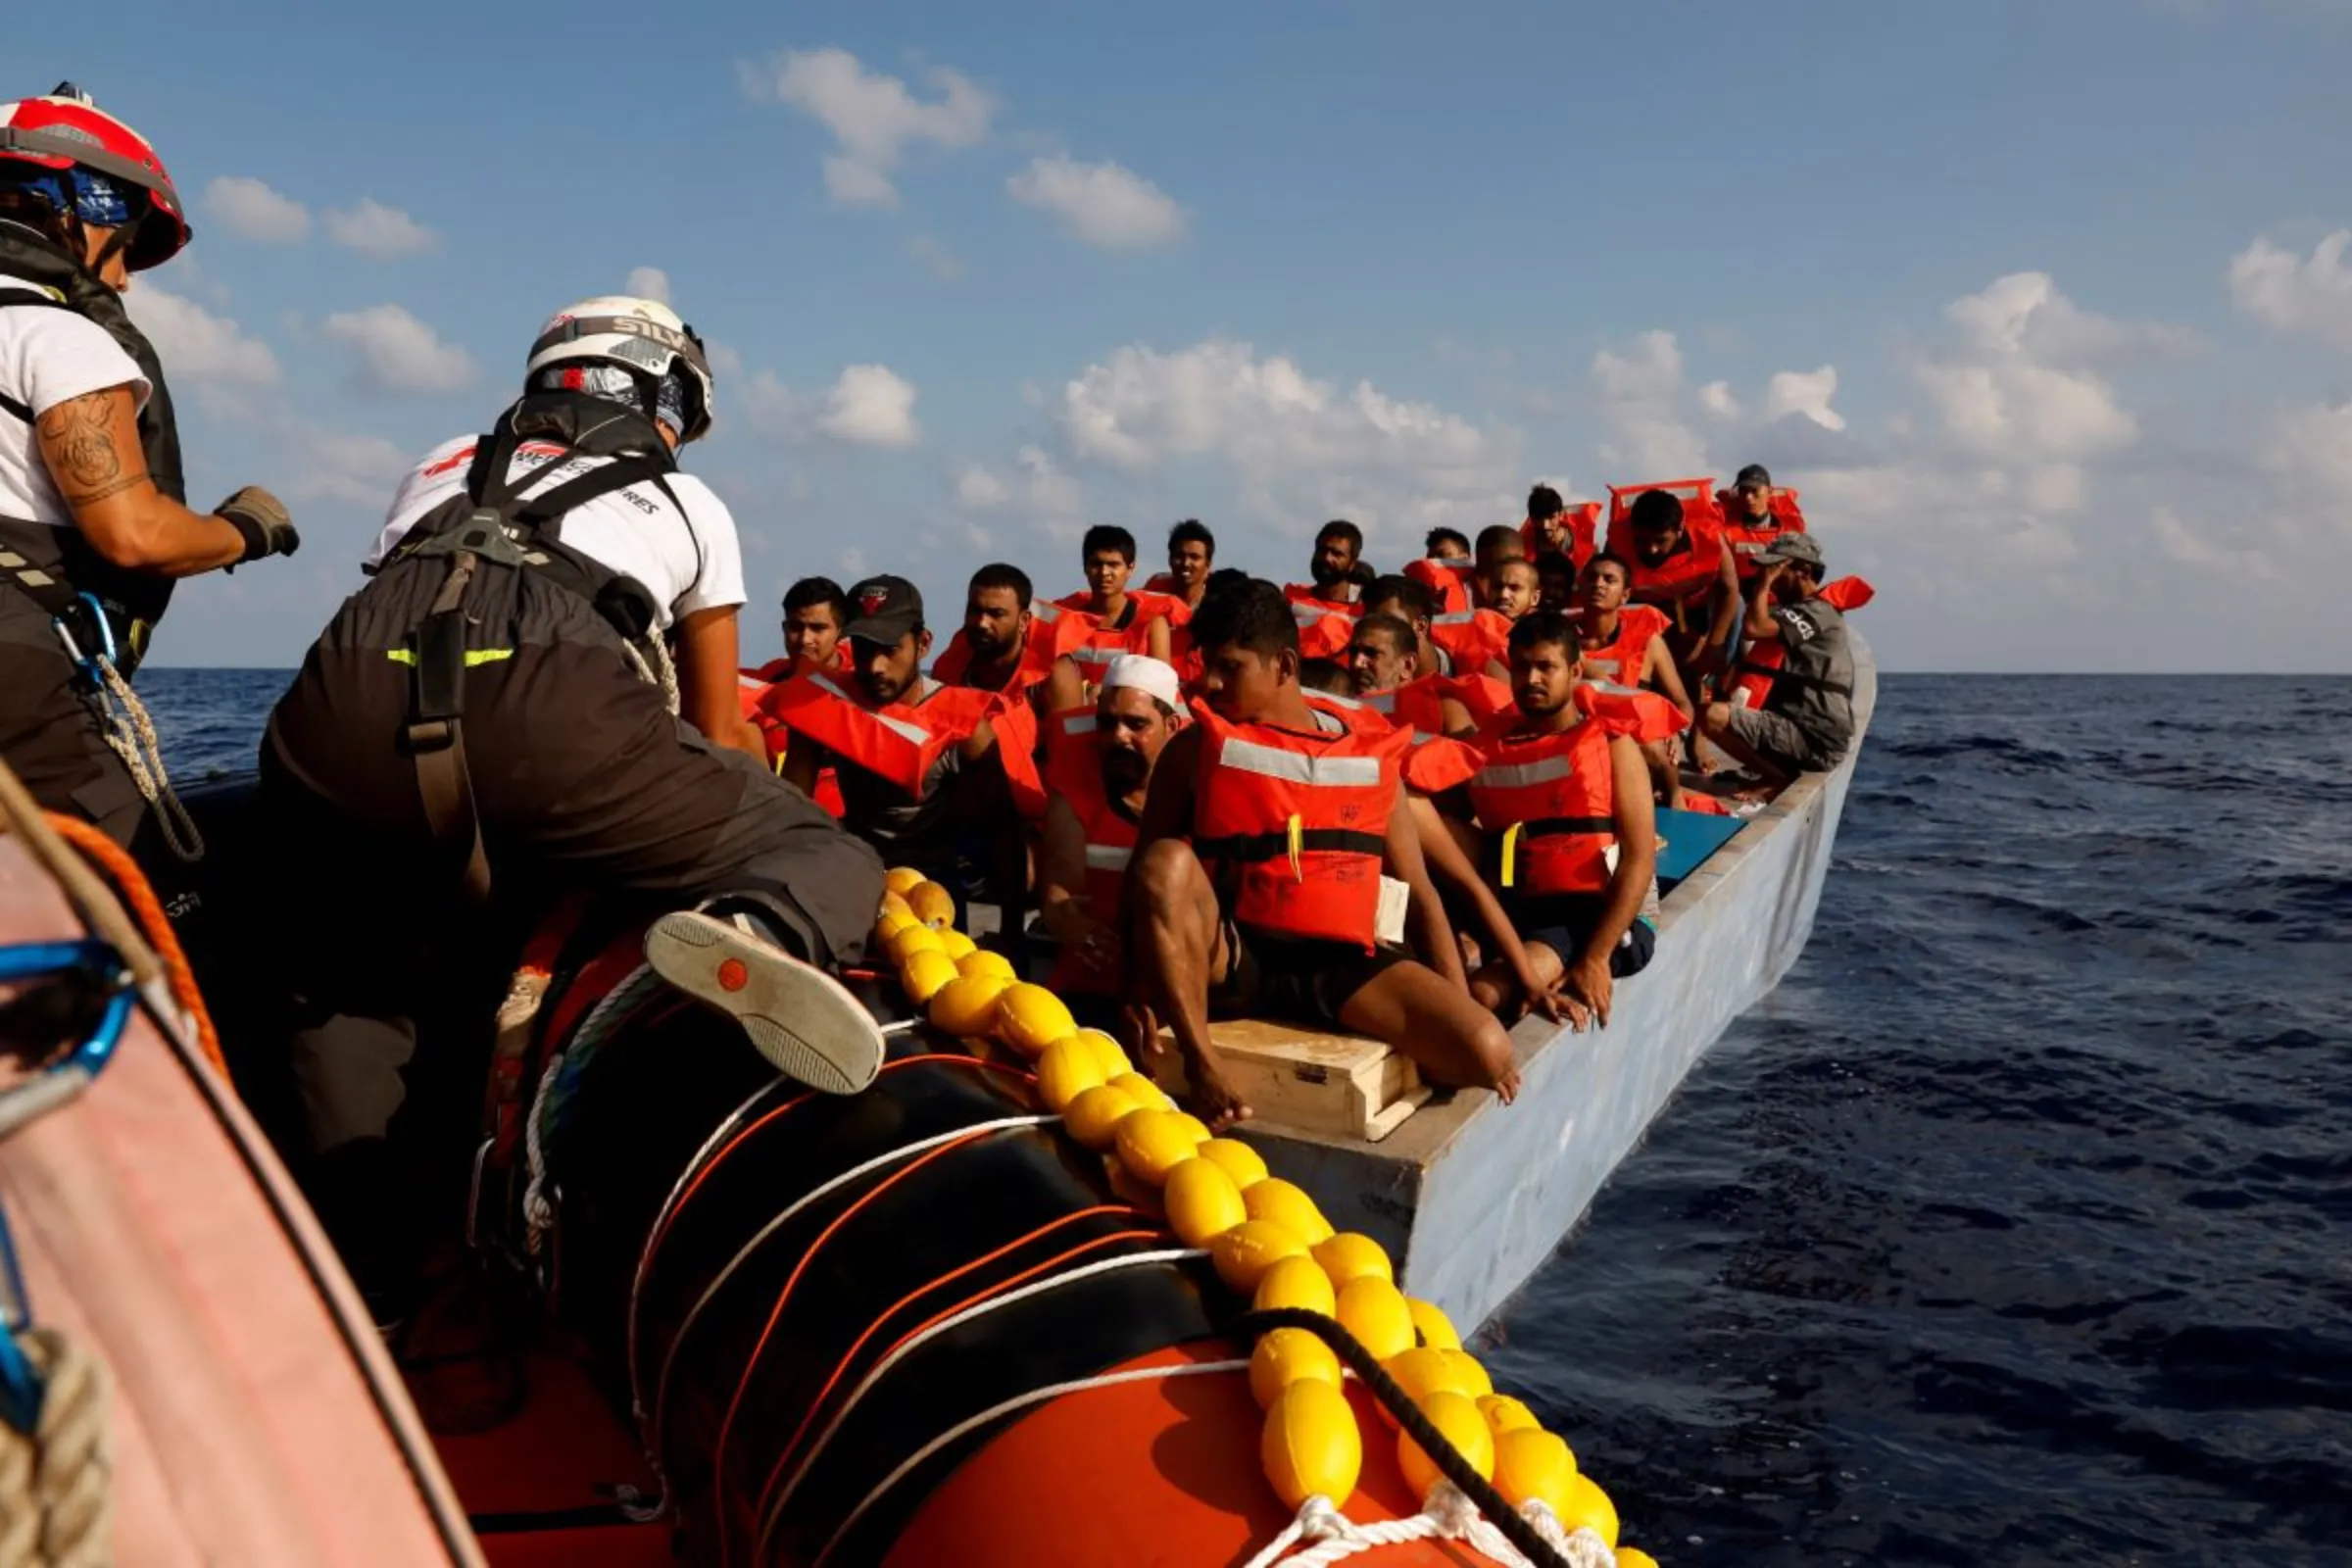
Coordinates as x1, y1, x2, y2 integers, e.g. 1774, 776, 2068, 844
1149, 1018, 1430, 1143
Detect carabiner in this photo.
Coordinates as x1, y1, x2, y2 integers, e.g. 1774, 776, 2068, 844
0, 939, 133, 1140
0, 1209, 40, 1433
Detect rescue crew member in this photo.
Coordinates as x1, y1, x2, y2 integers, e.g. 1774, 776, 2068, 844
1121, 579, 1519, 1130
0, 84, 300, 853
1464, 611, 1661, 1027
1143, 517, 1215, 612
1612, 486, 1740, 680
1404, 525, 1475, 614
1036, 654, 1183, 1021
1056, 523, 1178, 668
1284, 518, 1368, 619
1719, 463, 1802, 585
1472, 523, 1526, 612
1696, 532, 1857, 788
1577, 551, 1694, 808
1519, 483, 1597, 572
771, 573, 1029, 919
262, 294, 887, 1317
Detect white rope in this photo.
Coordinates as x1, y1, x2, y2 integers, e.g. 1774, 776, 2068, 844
808, 1357, 1248, 1567
91, 656, 201, 863
518, 1051, 567, 1258
1241, 1484, 1619, 1568
0, 1326, 113, 1568
620, 635, 681, 717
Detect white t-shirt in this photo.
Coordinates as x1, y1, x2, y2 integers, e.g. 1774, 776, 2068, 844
366, 433, 747, 632
0, 288, 151, 528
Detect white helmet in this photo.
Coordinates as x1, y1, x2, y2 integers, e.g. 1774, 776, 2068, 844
525, 294, 714, 444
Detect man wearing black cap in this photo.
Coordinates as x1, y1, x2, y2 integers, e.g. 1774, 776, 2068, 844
1696, 531, 1856, 788
768, 574, 1022, 907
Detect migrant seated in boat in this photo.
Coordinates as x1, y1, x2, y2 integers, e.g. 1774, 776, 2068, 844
1452, 610, 1665, 1031
764, 573, 1028, 917
1035, 655, 1184, 1027
1362, 571, 1511, 685
1120, 578, 1519, 1133
1283, 518, 1369, 622
1472, 522, 1526, 613
739, 574, 852, 808
933, 561, 1073, 702
1607, 483, 1742, 683
1404, 523, 1476, 614
1519, 481, 1599, 574
1575, 550, 1695, 810
1052, 523, 1178, 671
1696, 530, 1860, 792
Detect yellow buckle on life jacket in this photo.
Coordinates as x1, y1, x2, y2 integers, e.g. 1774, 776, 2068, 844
1287, 812, 1304, 881
1500, 822, 1523, 890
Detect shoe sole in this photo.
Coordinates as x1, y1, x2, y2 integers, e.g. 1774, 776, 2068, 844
643, 912, 884, 1094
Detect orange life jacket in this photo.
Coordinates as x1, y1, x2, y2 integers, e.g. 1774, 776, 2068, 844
1468, 690, 1634, 898
1284, 583, 1362, 623
1191, 700, 1409, 950
1294, 611, 1357, 662
1576, 605, 1671, 690
1714, 486, 1809, 584
737, 662, 845, 813
1519, 503, 1601, 571
1729, 576, 1874, 710
1054, 587, 1192, 628
1353, 671, 1509, 735
1403, 557, 1475, 615
1053, 596, 1167, 677
1604, 514, 1730, 630
758, 672, 1001, 798
932, 603, 1086, 698
1045, 728, 1142, 995
1427, 608, 1513, 676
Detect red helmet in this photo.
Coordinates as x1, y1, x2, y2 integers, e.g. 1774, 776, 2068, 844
0, 84, 189, 270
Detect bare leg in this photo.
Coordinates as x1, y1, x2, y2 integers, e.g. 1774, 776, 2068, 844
1337, 960, 1522, 1103
1128, 839, 1250, 1128
1641, 738, 1683, 809
1468, 937, 1564, 1018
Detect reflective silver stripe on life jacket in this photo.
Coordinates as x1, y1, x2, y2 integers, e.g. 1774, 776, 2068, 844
1217, 737, 1384, 787
808, 672, 933, 747
1475, 754, 1576, 790
1084, 844, 1133, 872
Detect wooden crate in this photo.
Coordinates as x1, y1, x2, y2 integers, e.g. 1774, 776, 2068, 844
1151, 1017, 1429, 1143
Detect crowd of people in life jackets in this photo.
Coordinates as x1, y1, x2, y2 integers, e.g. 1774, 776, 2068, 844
0, 84, 1863, 1319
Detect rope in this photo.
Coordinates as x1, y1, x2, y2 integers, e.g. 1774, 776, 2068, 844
38, 813, 224, 1078
0, 1326, 112, 1568
520, 960, 665, 1257
620, 636, 681, 717
1230, 1306, 1578, 1568
90, 657, 201, 864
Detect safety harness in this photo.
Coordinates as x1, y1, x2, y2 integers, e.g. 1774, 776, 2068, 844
370, 394, 685, 904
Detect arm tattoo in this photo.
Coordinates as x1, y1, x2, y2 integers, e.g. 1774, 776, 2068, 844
37, 390, 146, 508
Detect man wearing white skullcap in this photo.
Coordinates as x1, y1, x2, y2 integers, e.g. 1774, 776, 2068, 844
1037, 654, 1186, 1019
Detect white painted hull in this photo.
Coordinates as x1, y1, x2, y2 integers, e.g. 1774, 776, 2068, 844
1246, 633, 1881, 1332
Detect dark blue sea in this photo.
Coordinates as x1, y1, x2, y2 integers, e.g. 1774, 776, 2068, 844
139, 670, 2352, 1566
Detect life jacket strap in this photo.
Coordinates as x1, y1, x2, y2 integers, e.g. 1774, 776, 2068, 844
1195, 825, 1386, 872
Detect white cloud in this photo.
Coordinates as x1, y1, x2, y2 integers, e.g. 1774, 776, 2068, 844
1006, 156, 1185, 251
203, 176, 309, 244
1762, 365, 1846, 431
737, 363, 921, 448
2264, 398, 2352, 497
1915, 273, 2138, 459
909, 234, 964, 280
955, 464, 1010, 509
747, 48, 996, 209
278, 427, 416, 507
125, 286, 279, 389
323, 199, 438, 260
2230, 230, 2352, 350
321, 304, 477, 396
1697, 379, 1740, 418
817, 364, 921, 447
625, 266, 672, 305
2150, 505, 2282, 583
1591, 331, 1710, 476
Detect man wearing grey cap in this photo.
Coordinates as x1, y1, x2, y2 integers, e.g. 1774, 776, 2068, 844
1721, 463, 1804, 589
1696, 530, 1856, 787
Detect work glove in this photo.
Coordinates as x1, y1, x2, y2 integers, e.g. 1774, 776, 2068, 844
215, 484, 302, 564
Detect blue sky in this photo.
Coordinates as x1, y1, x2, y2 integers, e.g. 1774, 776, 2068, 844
19, 0, 2352, 670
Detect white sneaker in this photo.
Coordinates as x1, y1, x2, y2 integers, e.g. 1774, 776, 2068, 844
643, 911, 885, 1094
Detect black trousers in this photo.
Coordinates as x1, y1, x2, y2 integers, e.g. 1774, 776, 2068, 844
258, 570, 884, 1305
0, 637, 151, 848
